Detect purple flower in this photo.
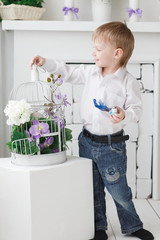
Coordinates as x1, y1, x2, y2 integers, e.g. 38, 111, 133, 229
25, 130, 33, 142
55, 78, 63, 86
25, 130, 31, 138
60, 119, 65, 129
63, 94, 71, 107
39, 137, 54, 151
53, 116, 65, 129
39, 137, 59, 154
55, 93, 62, 100
43, 109, 54, 118
29, 120, 50, 139
55, 93, 71, 107
51, 148, 59, 153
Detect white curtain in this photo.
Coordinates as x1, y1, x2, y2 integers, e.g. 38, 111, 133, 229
0, 24, 4, 158
0, 24, 14, 158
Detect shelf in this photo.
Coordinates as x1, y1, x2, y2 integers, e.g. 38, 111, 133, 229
2, 20, 101, 31
2, 20, 160, 32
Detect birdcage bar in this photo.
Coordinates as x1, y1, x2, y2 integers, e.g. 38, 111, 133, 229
12, 138, 38, 156
62, 125, 66, 151
57, 119, 61, 152
51, 120, 53, 132
19, 139, 22, 154
24, 139, 27, 154
36, 138, 40, 155
29, 139, 32, 154
16, 141, 18, 153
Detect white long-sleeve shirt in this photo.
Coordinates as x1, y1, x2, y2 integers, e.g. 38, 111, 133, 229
43, 59, 142, 135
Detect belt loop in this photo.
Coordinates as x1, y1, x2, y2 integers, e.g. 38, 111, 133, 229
107, 134, 112, 146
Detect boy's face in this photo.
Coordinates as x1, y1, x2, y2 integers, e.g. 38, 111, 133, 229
92, 39, 118, 69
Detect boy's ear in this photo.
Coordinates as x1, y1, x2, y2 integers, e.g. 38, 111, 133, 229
114, 48, 123, 59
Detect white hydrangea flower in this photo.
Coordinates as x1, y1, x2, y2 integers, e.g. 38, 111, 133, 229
4, 99, 31, 126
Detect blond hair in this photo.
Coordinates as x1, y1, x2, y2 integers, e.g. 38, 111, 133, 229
92, 21, 134, 67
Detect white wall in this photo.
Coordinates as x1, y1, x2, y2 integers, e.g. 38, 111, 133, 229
41, 0, 160, 22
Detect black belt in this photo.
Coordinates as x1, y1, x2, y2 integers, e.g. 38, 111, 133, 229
83, 129, 129, 144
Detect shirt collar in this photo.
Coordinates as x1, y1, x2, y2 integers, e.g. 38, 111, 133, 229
113, 67, 127, 81
95, 66, 127, 81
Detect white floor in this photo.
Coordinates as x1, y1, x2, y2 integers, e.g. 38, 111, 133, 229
106, 199, 160, 240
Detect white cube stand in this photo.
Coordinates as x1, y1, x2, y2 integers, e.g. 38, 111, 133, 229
0, 156, 94, 240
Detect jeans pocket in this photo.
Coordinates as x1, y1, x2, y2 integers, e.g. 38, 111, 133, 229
109, 141, 125, 155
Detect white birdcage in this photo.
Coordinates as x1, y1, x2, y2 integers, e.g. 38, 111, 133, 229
8, 63, 68, 166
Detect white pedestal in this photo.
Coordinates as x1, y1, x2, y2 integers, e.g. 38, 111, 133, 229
0, 156, 94, 240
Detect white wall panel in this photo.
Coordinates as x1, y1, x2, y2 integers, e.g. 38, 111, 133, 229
141, 64, 154, 91
66, 141, 72, 156
73, 102, 81, 124
139, 93, 154, 136
137, 179, 152, 198
126, 142, 137, 185
66, 124, 83, 140
73, 84, 84, 103
72, 140, 79, 157
127, 140, 137, 194
127, 63, 141, 79
137, 136, 152, 179
124, 123, 138, 142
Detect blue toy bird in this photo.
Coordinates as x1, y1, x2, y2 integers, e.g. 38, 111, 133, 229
93, 99, 117, 115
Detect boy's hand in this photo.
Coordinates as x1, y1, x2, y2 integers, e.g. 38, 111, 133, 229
30, 55, 46, 69
109, 106, 125, 124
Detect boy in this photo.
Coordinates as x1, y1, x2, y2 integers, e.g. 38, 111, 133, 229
31, 22, 154, 240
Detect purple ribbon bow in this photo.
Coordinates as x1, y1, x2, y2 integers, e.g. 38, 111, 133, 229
62, 7, 79, 20
126, 8, 143, 18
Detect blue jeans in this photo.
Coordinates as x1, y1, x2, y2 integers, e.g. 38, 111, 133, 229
78, 130, 143, 234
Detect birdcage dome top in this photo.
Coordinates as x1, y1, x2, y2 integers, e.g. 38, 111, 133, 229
9, 64, 64, 113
